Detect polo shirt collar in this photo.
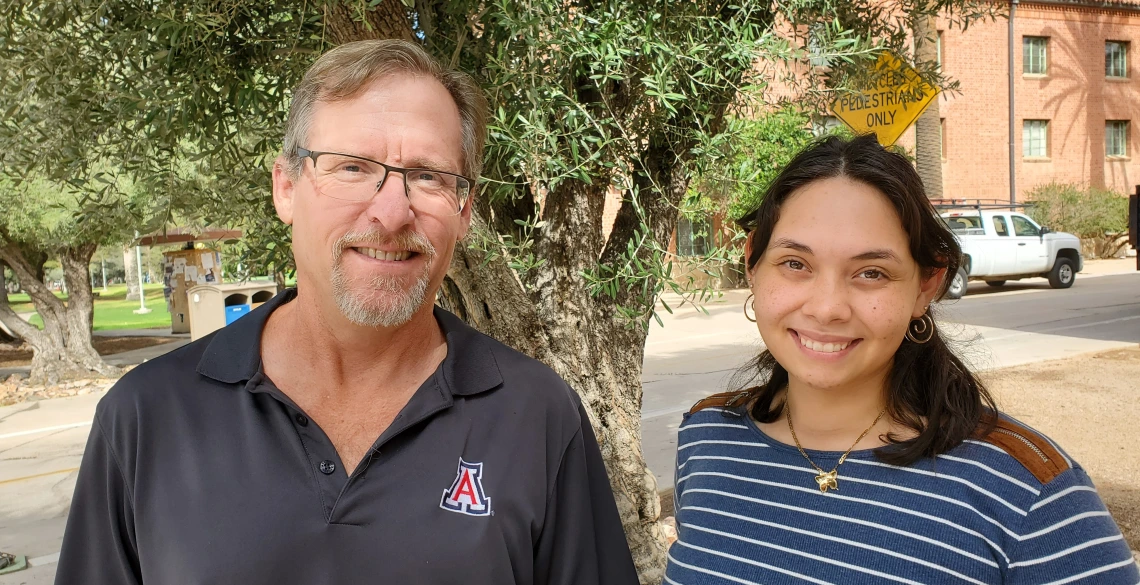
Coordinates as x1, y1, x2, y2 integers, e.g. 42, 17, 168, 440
196, 289, 503, 397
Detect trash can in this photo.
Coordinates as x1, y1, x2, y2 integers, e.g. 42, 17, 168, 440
186, 282, 278, 341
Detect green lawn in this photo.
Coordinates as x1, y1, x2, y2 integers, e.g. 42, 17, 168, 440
10, 283, 173, 331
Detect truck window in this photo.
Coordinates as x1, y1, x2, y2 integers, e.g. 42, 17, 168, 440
992, 216, 1010, 236
943, 215, 985, 235
1011, 215, 1041, 237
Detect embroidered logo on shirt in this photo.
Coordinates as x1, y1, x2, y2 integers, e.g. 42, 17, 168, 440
440, 458, 492, 516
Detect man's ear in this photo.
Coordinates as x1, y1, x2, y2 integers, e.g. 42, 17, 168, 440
456, 186, 476, 240
914, 266, 947, 318
271, 157, 297, 226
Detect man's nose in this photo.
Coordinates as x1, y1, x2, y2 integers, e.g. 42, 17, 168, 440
363, 170, 415, 231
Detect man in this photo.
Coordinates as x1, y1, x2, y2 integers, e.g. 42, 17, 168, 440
55, 40, 638, 585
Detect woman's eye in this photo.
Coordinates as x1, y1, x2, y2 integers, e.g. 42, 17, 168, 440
860, 269, 885, 280
782, 260, 806, 271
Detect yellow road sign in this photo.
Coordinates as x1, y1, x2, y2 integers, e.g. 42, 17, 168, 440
830, 53, 939, 146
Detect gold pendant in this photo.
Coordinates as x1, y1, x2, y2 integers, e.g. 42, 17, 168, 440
815, 470, 839, 492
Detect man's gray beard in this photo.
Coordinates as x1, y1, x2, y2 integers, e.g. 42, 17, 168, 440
329, 231, 436, 328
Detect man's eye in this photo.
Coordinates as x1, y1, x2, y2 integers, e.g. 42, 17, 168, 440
861, 269, 885, 280
340, 164, 364, 173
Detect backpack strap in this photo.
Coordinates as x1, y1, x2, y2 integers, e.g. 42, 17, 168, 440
976, 417, 1071, 484
688, 389, 755, 415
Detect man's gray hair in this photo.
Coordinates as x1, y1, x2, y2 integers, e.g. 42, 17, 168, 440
282, 39, 488, 181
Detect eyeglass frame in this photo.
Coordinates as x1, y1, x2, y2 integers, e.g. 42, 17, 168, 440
295, 147, 474, 213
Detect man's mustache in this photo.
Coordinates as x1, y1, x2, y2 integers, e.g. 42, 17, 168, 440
332, 229, 436, 262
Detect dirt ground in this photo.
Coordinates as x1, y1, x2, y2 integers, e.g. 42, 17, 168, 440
984, 346, 1140, 551
0, 337, 172, 367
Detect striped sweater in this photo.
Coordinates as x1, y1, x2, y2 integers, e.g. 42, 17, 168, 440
665, 403, 1139, 585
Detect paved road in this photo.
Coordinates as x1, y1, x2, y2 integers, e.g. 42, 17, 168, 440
0, 270, 1136, 582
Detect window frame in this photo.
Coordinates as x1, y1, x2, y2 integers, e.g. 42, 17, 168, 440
940, 118, 947, 160
1022, 119, 1050, 159
1106, 120, 1130, 158
936, 30, 944, 69
1106, 41, 1129, 79
992, 216, 1011, 237
1022, 36, 1048, 76
675, 214, 711, 257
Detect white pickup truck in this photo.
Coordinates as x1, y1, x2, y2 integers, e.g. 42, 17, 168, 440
940, 210, 1083, 299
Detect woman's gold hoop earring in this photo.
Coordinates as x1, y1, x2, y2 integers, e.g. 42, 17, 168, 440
743, 293, 756, 323
906, 312, 935, 344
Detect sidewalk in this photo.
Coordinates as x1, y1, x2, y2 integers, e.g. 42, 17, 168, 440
1078, 257, 1137, 276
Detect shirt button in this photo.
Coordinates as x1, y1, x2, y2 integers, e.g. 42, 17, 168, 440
319, 460, 336, 475
295, 414, 308, 427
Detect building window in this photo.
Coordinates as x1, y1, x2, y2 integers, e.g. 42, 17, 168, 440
1023, 120, 1049, 158
1106, 120, 1130, 157
940, 118, 947, 159
808, 24, 831, 68
1023, 37, 1048, 75
1106, 41, 1128, 78
937, 31, 943, 68
676, 215, 710, 257
812, 116, 842, 137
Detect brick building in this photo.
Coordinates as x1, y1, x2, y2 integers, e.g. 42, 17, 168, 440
934, 0, 1139, 200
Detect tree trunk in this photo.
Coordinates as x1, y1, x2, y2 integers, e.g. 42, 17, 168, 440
445, 237, 668, 583
443, 149, 694, 581
0, 242, 119, 384
123, 245, 141, 301
322, 0, 414, 44
914, 13, 944, 199
0, 264, 17, 344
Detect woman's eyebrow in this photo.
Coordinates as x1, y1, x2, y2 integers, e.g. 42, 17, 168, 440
852, 249, 903, 263
769, 238, 813, 254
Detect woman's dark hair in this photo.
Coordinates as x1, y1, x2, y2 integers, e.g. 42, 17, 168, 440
735, 134, 996, 466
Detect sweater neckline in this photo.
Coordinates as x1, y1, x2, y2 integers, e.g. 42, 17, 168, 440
743, 413, 882, 460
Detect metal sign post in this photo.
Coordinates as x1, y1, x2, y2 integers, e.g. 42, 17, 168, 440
132, 231, 151, 315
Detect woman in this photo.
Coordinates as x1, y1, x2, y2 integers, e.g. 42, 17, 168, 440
665, 135, 1138, 584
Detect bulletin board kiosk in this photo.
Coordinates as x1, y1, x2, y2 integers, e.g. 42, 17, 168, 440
162, 249, 223, 334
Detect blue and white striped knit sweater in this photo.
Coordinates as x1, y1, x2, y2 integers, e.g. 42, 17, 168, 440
666, 405, 1139, 585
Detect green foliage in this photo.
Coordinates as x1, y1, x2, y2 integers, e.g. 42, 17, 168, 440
1026, 182, 1128, 239
0, 0, 1000, 324
686, 108, 821, 224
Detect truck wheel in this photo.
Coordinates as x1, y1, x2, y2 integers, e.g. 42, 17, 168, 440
985, 280, 1006, 287
946, 267, 968, 299
1047, 258, 1076, 289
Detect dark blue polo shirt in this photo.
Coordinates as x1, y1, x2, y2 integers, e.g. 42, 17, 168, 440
55, 289, 638, 584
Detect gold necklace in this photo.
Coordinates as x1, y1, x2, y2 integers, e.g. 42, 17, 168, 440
786, 403, 887, 493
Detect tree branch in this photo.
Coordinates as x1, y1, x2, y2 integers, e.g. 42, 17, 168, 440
0, 240, 65, 322
0, 274, 47, 347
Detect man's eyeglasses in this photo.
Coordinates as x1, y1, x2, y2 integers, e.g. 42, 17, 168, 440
296, 147, 473, 214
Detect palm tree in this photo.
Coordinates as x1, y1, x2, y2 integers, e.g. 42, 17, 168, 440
914, 13, 944, 199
